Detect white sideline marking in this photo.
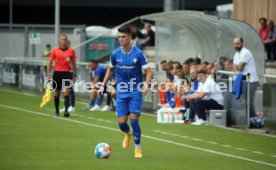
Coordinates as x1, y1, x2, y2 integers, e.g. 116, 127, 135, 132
2, 89, 276, 139
207, 141, 218, 145
46, 108, 114, 123
1, 104, 276, 168
170, 134, 179, 137
236, 148, 248, 151
2, 88, 276, 140
154, 130, 267, 157
161, 132, 170, 135
78, 100, 156, 117
271, 155, 276, 158
192, 138, 203, 142
180, 136, 190, 139
252, 151, 265, 155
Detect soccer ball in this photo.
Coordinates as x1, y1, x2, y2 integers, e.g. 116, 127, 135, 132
95, 143, 112, 159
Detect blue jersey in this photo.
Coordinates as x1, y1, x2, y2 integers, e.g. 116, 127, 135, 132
188, 79, 199, 96
94, 65, 107, 82
110, 47, 148, 94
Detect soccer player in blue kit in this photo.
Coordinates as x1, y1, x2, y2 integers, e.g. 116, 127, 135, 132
101, 26, 152, 158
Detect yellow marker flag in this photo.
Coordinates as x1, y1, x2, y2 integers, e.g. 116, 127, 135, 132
40, 83, 52, 108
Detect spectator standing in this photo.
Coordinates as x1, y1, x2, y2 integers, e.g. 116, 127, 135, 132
258, 17, 271, 61
233, 37, 259, 117
264, 20, 276, 61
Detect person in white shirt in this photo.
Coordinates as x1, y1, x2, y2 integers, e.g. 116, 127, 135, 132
186, 69, 224, 125
233, 37, 259, 117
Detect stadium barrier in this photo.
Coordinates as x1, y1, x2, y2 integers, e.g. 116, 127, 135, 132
263, 74, 276, 132
216, 70, 251, 128
0, 57, 157, 112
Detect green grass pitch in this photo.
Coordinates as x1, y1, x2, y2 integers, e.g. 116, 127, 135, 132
0, 88, 276, 170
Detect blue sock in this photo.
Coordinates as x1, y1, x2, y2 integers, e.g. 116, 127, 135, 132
130, 119, 141, 145
97, 93, 103, 106
106, 93, 111, 106
89, 99, 95, 106
118, 122, 130, 133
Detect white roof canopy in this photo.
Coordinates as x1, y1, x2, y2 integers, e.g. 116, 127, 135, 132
140, 10, 264, 80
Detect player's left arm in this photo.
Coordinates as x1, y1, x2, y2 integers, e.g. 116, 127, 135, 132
234, 51, 251, 72
234, 62, 246, 72
142, 67, 152, 95
139, 53, 152, 95
92, 77, 100, 85
144, 67, 152, 85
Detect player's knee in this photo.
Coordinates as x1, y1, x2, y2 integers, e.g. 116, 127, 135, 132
194, 98, 203, 105
54, 90, 60, 97
63, 88, 70, 96
118, 122, 129, 133
130, 114, 139, 120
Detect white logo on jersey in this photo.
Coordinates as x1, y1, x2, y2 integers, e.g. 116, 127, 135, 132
133, 58, 137, 63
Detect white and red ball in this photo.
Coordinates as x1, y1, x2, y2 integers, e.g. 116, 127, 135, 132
95, 143, 112, 159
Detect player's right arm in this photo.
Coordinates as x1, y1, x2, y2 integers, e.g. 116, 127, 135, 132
47, 59, 54, 80
47, 49, 55, 80
102, 54, 116, 87
102, 67, 114, 87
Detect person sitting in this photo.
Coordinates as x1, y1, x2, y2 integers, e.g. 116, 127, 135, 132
183, 68, 199, 122
160, 60, 174, 82
138, 23, 155, 49
173, 64, 185, 107
186, 69, 224, 125
83, 59, 112, 111
130, 24, 144, 47
219, 59, 233, 79
182, 61, 191, 83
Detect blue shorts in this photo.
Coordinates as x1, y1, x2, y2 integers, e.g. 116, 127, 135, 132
116, 92, 143, 118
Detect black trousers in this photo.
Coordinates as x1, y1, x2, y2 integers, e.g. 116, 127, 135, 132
266, 42, 276, 61
190, 99, 224, 121
52, 71, 72, 90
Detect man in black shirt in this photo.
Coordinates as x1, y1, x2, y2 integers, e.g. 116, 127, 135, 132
138, 23, 155, 49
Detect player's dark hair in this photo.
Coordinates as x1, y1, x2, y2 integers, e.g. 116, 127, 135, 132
225, 58, 233, 64
259, 17, 267, 23
202, 61, 209, 65
160, 60, 167, 64
198, 69, 207, 75
118, 26, 131, 34
90, 59, 98, 64
238, 37, 244, 43
194, 57, 201, 65
176, 64, 182, 70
